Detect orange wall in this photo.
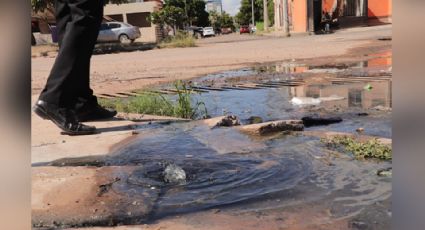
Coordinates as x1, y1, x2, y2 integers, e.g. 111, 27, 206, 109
290, 0, 308, 33
322, 0, 337, 13
368, 0, 392, 18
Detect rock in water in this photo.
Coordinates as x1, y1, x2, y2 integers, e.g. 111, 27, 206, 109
216, 115, 241, 127
163, 164, 186, 184
301, 115, 343, 127
247, 116, 263, 124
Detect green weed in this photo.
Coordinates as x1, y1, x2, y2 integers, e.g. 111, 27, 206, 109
322, 136, 392, 160
99, 81, 208, 119
158, 32, 196, 49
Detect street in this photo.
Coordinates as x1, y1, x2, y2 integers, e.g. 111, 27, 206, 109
31, 25, 391, 97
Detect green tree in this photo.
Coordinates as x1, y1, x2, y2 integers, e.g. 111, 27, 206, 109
221, 12, 235, 29
151, 5, 186, 35
209, 11, 221, 29
236, 0, 274, 26
152, 0, 209, 28
187, 0, 210, 27
209, 11, 235, 31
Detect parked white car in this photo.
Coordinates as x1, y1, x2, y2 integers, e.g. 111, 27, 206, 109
202, 27, 215, 37
97, 22, 141, 43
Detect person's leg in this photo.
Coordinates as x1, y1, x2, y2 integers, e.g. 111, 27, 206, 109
70, 7, 117, 121
34, 0, 104, 134
71, 0, 102, 108
38, 0, 104, 108
54, 0, 71, 48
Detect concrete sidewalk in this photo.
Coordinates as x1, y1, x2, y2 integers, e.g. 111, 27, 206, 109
31, 112, 187, 165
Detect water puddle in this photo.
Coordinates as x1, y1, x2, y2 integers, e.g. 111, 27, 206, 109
41, 51, 392, 226
195, 52, 391, 86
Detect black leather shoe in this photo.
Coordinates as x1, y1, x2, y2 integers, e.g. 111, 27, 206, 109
33, 100, 97, 135
76, 104, 117, 122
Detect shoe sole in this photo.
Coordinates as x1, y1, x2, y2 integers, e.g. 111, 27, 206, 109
33, 104, 97, 135
77, 112, 118, 122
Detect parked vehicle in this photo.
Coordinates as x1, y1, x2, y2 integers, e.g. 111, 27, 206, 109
97, 22, 141, 44
221, 27, 233, 34
185, 26, 204, 38
239, 25, 250, 34
202, 27, 215, 37
250, 25, 257, 33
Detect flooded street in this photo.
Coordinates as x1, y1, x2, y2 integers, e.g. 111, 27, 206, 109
35, 50, 392, 229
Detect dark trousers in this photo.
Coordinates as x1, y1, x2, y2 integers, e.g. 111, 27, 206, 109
38, 0, 104, 109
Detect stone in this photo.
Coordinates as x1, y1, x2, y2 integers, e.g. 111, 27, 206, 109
238, 120, 304, 135
163, 164, 186, 184
301, 115, 343, 127
216, 115, 241, 127
201, 115, 241, 128
356, 127, 365, 133
247, 116, 263, 124
350, 221, 368, 229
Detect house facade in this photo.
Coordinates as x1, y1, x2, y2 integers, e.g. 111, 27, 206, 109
104, 0, 163, 42
274, 0, 392, 33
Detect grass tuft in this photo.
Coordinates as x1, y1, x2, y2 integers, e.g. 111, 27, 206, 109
322, 136, 392, 160
99, 81, 207, 119
158, 32, 196, 49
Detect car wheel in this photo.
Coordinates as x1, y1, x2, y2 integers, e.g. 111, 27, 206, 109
119, 34, 130, 44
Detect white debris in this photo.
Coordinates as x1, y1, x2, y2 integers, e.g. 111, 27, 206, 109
290, 97, 321, 105
319, 95, 345, 102
290, 95, 344, 105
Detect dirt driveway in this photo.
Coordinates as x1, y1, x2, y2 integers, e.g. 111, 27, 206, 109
31, 25, 392, 97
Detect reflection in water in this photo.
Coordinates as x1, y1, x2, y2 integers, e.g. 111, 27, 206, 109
290, 81, 392, 110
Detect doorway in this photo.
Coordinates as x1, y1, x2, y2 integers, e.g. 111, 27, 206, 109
313, 0, 322, 31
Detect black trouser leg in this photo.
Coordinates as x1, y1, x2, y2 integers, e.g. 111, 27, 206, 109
38, 0, 103, 108
55, 0, 71, 48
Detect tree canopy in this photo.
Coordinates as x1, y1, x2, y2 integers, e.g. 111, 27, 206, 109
236, 0, 274, 26
209, 11, 235, 30
151, 0, 209, 29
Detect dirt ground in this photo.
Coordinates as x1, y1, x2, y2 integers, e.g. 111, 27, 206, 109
31, 25, 392, 230
31, 25, 391, 97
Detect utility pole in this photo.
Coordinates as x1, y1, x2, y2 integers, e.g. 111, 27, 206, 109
263, 0, 269, 31
251, 0, 255, 26
184, 0, 189, 27
220, 0, 223, 15
282, 0, 290, 36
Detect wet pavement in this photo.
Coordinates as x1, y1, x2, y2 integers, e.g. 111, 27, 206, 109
33, 50, 392, 229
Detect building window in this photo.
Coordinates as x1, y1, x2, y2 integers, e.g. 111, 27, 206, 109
127, 12, 152, 28
108, 14, 124, 22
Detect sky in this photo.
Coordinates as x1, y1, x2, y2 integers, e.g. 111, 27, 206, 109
222, 0, 241, 16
